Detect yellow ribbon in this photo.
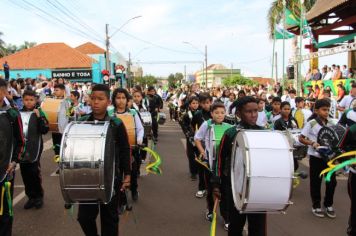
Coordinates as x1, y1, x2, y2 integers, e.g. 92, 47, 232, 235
0, 186, 4, 215
320, 150, 356, 177
54, 155, 60, 163
142, 147, 162, 175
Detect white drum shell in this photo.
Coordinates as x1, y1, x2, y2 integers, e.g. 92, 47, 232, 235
231, 130, 294, 213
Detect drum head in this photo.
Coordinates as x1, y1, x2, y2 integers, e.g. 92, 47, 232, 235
317, 125, 346, 148
104, 125, 115, 202
0, 113, 13, 182
21, 112, 41, 163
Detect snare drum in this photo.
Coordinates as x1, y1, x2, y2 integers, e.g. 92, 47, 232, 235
41, 98, 69, 133
224, 114, 237, 125
20, 112, 41, 163
116, 113, 136, 147
0, 111, 14, 182
140, 111, 152, 137
59, 121, 115, 204
285, 129, 307, 160
231, 130, 294, 213
158, 112, 166, 125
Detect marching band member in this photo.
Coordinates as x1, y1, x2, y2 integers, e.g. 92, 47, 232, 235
191, 93, 213, 198
77, 84, 131, 236
112, 88, 144, 201
212, 96, 267, 236
338, 83, 356, 113
51, 84, 66, 160
194, 102, 232, 230
0, 79, 25, 236
256, 98, 268, 127
180, 96, 200, 181
292, 97, 312, 129
20, 90, 49, 209
299, 99, 337, 218
69, 90, 87, 119
146, 86, 163, 142
266, 96, 281, 128
274, 101, 300, 171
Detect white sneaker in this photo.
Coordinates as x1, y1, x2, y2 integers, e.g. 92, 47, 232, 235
195, 190, 206, 198
312, 208, 325, 218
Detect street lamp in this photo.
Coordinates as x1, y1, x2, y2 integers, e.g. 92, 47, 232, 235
105, 15, 142, 72
183, 42, 208, 89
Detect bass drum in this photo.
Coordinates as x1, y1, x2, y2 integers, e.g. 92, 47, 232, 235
116, 114, 136, 147
140, 111, 152, 137
158, 112, 166, 125
20, 112, 41, 163
41, 98, 69, 133
231, 130, 294, 213
0, 111, 13, 182
59, 121, 115, 204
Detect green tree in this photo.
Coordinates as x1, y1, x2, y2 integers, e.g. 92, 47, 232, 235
0, 32, 6, 57
134, 75, 158, 87
18, 41, 37, 51
223, 74, 258, 87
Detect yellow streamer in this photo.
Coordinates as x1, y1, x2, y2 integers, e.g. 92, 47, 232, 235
320, 150, 356, 177
0, 186, 4, 216
53, 155, 60, 163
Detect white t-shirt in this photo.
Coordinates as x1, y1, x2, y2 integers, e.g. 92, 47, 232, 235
257, 111, 267, 127
301, 118, 335, 158
339, 95, 356, 109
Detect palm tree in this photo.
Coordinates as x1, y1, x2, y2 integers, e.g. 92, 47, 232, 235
267, 0, 316, 39
0, 32, 6, 57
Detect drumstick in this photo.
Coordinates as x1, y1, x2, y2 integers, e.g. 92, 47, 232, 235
210, 199, 219, 236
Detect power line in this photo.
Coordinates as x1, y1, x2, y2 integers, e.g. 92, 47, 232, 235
50, 0, 104, 41
12, 0, 103, 44
116, 30, 201, 55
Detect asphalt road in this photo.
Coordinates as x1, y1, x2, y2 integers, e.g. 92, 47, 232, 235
11, 117, 351, 236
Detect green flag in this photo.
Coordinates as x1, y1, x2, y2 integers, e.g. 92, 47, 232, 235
285, 8, 300, 26
274, 25, 295, 39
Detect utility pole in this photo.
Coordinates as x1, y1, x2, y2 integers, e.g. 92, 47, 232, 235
127, 52, 131, 89
275, 52, 278, 82
205, 45, 208, 89
184, 65, 187, 83
105, 24, 110, 72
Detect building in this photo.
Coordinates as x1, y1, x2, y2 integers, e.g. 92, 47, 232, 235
0, 42, 130, 84
249, 77, 275, 86
195, 64, 241, 87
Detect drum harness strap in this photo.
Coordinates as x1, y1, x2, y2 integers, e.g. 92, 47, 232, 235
207, 120, 232, 174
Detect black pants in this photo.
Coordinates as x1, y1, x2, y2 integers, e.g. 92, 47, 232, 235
151, 112, 158, 139
309, 156, 337, 208
226, 181, 267, 236
204, 171, 227, 221
52, 132, 62, 155
347, 171, 356, 236
198, 164, 206, 191
20, 160, 43, 199
0, 178, 14, 236
77, 184, 120, 236
186, 139, 198, 176
131, 148, 140, 193
294, 158, 299, 172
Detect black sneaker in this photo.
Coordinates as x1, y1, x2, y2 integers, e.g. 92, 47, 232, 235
24, 199, 36, 209
34, 198, 44, 209
132, 191, 139, 202
205, 211, 213, 222
312, 208, 325, 218
325, 206, 336, 218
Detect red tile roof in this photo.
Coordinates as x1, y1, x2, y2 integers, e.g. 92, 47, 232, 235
250, 77, 275, 85
75, 42, 105, 54
0, 43, 95, 70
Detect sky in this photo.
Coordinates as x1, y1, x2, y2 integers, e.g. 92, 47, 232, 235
0, 0, 348, 78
